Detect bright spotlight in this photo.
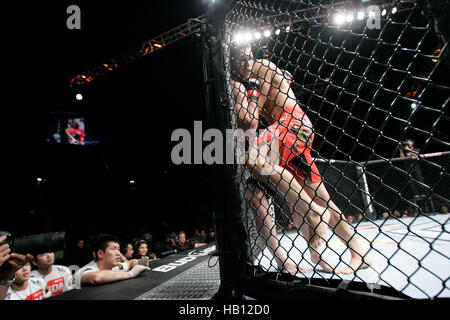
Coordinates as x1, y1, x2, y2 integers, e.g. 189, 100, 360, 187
75, 93, 83, 101
392, 7, 398, 14
244, 32, 253, 42
275, 29, 281, 35
357, 11, 365, 20
233, 32, 244, 44
254, 31, 261, 39
411, 103, 417, 109
334, 14, 345, 25
285, 26, 291, 32
263, 29, 271, 37
346, 14, 354, 22
381, 9, 387, 16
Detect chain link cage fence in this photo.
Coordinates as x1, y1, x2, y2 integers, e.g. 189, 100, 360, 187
205, 0, 449, 300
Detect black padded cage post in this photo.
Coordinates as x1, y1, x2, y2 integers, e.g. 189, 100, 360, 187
207, 0, 450, 300
203, 0, 250, 299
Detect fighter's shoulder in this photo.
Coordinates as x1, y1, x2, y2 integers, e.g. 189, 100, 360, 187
255, 59, 276, 69
231, 79, 246, 90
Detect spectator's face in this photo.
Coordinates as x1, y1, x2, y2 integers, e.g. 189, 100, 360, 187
15, 263, 31, 283
77, 240, 84, 249
347, 216, 354, 223
357, 214, 363, 221
393, 210, 400, 217
138, 243, 148, 256
179, 233, 186, 245
125, 244, 134, 259
200, 231, 207, 238
382, 212, 389, 219
100, 242, 121, 268
35, 252, 55, 268
441, 206, 448, 213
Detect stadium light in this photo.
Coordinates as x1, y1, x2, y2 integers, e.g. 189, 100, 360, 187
263, 29, 271, 37
381, 9, 387, 16
334, 13, 345, 25
75, 93, 83, 101
275, 29, 281, 35
392, 7, 398, 14
357, 11, 365, 20
244, 32, 253, 42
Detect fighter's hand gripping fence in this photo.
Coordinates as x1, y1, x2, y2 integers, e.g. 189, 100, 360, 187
217, 0, 450, 299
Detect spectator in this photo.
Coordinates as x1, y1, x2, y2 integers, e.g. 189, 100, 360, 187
73, 234, 149, 289
346, 215, 354, 223
30, 252, 74, 297
0, 235, 34, 300
133, 240, 157, 260
381, 212, 390, 220
165, 232, 179, 249
121, 241, 134, 260
176, 231, 206, 252
66, 238, 92, 268
141, 232, 156, 255
356, 214, 364, 223
441, 205, 448, 214
193, 228, 201, 238
199, 228, 208, 243
402, 210, 410, 218
393, 210, 401, 218
3, 262, 51, 300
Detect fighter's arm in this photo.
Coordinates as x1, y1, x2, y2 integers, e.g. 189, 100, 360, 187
232, 80, 261, 130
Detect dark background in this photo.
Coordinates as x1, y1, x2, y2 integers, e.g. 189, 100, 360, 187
0, 1, 214, 243
1, 1, 449, 245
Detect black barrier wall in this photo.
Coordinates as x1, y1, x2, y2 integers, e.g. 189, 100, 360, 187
206, 0, 450, 300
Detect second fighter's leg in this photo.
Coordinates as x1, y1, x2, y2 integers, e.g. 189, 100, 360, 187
289, 201, 342, 274
245, 184, 306, 275
304, 181, 373, 274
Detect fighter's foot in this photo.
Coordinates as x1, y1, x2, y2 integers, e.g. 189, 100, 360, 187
340, 256, 373, 275
310, 250, 343, 274
279, 261, 307, 275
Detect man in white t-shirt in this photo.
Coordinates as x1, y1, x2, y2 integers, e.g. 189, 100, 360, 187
74, 234, 150, 289
30, 252, 74, 296
4, 262, 51, 300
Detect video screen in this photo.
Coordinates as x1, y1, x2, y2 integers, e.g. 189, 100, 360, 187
46, 112, 99, 146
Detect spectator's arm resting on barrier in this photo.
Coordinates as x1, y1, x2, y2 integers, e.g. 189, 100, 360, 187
81, 265, 150, 286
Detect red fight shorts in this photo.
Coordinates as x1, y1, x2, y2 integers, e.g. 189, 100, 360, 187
255, 105, 322, 183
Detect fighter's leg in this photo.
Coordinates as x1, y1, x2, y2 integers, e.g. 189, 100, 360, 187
288, 200, 341, 274
247, 143, 331, 251
303, 181, 373, 274
245, 183, 306, 275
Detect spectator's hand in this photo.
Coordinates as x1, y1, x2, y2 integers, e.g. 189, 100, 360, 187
138, 256, 149, 267
0, 236, 33, 281
129, 265, 151, 278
